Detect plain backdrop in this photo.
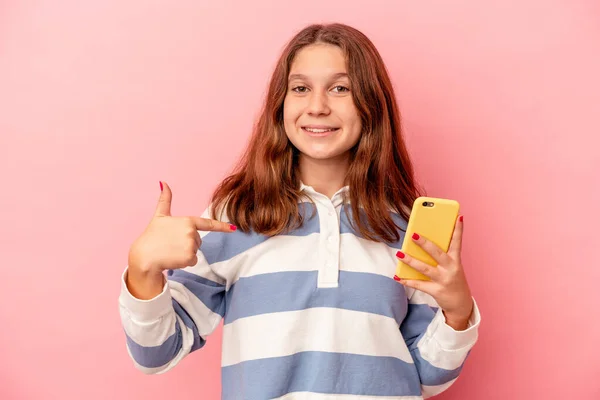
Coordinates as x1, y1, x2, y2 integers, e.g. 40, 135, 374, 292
1, 1, 599, 399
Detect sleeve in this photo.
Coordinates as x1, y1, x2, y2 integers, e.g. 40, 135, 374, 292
118, 207, 230, 374
399, 288, 481, 398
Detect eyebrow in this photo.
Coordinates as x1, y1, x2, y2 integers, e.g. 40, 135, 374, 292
288, 72, 349, 81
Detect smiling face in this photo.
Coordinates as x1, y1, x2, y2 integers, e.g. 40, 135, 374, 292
283, 43, 363, 164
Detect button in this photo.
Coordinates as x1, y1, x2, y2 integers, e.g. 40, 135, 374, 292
327, 236, 334, 243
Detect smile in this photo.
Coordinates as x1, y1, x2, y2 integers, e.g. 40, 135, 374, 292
301, 126, 340, 137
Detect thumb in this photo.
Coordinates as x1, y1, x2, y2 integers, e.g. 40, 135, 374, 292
155, 181, 172, 216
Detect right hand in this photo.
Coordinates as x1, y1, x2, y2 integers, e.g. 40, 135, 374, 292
128, 181, 236, 275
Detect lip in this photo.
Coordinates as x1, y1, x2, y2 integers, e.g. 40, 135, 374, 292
301, 125, 340, 138
302, 125, 339, 129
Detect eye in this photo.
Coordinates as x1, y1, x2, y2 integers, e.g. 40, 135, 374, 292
332, 85, 350, 93
291, 86, 308, 93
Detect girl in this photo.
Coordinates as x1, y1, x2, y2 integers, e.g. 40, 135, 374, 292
119, 23, 480, 399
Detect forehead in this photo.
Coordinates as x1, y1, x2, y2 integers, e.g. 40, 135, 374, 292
289, 43, 347, 77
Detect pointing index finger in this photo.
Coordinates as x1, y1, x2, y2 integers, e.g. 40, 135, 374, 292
191, 217, 236, 233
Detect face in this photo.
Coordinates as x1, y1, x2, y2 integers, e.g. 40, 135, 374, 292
283, 43, 362, 163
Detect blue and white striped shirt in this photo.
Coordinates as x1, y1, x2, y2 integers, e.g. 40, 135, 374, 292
119, 183, 481, 399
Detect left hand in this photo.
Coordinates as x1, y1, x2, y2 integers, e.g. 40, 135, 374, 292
394, 215, 474, 330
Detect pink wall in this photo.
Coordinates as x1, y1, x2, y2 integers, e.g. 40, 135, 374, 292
1, 1, 598, 399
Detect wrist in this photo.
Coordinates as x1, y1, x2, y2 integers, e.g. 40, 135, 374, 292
443, 311, 470, 331
128, 244, 162, 276
442, 306, 473, 331
125, 258, 166, 301
128, 264, 164, 281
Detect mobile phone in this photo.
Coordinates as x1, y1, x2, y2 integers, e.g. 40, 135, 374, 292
395, 196, 460, 281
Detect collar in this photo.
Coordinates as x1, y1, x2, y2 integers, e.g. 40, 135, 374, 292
300, 181, 349, 207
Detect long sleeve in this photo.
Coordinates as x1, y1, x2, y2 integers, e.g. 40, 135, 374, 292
400, 288, 481, 398
118, 209, 229, 374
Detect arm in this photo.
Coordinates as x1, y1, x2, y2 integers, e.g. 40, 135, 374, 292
118, 208, 229, 374
396, 214, 481, 397
400, 288, 480, 398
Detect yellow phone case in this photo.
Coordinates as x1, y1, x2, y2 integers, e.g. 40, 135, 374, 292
396, 196, 460, 280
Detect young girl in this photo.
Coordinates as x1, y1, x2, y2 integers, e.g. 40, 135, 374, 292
119, 23, 480, 399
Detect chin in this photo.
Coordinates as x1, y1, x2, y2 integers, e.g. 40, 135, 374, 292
298, 146, 347, 161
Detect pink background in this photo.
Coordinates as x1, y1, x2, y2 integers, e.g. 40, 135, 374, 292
1, 1, 599, 399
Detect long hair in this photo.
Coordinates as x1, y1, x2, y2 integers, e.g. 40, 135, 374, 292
210, 23, 424, 243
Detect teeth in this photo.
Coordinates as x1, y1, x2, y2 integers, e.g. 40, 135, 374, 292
304, 128, 336, 133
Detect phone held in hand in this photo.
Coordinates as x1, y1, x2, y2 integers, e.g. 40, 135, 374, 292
396, 197, 460, 281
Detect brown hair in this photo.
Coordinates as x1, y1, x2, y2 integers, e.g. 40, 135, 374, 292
210, 23, 423, 243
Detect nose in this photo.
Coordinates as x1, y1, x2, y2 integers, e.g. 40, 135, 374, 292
307, 91, 330, 116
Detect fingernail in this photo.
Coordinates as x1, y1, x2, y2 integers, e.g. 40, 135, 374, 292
396, 251, 405, 259
412, 233, 420, 240
459, 215, 464, 222
393, 275, 401, 281
159, 181, 163, 191
229, 224, 237, 231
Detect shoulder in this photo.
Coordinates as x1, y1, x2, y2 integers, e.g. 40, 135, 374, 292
383, 203, 409, 229
200, 201, 231, 224
198, 202, 267, 267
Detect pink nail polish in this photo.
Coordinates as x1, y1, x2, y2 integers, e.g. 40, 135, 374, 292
159, 181, 163, 191
393, 275, 400, 281
229, 224, 237, 231
412, 233, 420, 240
396, 251, 405, 259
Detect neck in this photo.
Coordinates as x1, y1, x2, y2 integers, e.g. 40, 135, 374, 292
298, 153, 350, 198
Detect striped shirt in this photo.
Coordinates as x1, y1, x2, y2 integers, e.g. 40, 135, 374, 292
119, 183, 481, 399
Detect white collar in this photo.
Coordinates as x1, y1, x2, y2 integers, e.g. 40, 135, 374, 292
300, 181, 349, 206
